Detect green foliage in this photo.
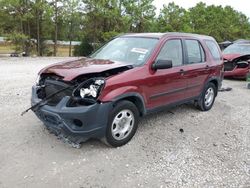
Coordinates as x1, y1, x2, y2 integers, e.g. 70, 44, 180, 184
82, 0, 126, 43
158, 2, 192, 32
123, 0, 156, 32
73, 36, 94, 56
101, 31, 120, 42
0, 0, 250, 56
155, 2, 250, 41
6, 32, 28, 52
187, 3, 250, 41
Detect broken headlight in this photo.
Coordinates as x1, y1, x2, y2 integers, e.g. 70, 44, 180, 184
237, 61, 249, 68
73, 78, 105, 100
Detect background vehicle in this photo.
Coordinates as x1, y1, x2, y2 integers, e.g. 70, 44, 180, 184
32, 33, 224, 147
223, 40, 250, 79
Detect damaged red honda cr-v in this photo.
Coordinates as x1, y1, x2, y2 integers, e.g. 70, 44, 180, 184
223, 41, 250, 79
31, 33, 223, 147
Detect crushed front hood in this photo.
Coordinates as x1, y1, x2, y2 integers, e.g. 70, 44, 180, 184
40, 58, 133, 81
223, 54, 250, 62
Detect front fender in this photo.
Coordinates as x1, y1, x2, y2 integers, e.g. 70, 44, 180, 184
99, 87, 147, 116
99, 86, 140, 102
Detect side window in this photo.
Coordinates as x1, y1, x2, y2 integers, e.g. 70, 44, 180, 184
205, 40, 221, 61
185, 40, 205, 64
156, 39, 183, 67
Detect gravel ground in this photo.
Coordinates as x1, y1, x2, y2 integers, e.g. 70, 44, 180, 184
0, 57, 250, 188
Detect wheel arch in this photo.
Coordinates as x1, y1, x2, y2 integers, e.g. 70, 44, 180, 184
206, 77, 220, 96
111, 93, 146, 117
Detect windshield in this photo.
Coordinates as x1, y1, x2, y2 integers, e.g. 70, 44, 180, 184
223, 43, 250, 55
90, 37, 159, 66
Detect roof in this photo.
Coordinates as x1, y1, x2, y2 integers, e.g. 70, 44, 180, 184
219, 41, 232, 45
122, 33, 165, 39
122, 32, 215, 40
234, 39, 250, 44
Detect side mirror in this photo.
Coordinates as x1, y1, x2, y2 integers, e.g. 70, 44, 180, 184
152, 59, 173, 70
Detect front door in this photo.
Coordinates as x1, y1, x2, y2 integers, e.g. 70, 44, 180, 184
144, 39, 188, 110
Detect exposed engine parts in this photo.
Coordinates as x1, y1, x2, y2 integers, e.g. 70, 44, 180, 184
224, 54, 250, 71
79, 79, 105, 98
72, 77, 105, 103
36, 65, 132, 106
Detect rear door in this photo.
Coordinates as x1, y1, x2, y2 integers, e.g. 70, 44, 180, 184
182, 39, 210, 98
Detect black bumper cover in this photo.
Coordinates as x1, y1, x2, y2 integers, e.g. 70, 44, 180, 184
31, 86, 112, 144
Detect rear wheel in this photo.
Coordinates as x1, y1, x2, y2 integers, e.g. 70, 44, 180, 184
103, 100, 139, 147
197, 82, 217, 111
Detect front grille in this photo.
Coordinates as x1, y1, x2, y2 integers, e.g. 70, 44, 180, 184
224, 62, 236, 71
38, 79, 73, 106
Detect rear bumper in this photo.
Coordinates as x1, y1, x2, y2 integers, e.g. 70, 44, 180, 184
224, 67, 249, 78
31, 86, 112, 144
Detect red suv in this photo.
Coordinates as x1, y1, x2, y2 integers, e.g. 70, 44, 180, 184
31, 33, 223, 147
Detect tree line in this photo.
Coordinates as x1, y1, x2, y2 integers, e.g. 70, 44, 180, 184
0, 0, 249, 56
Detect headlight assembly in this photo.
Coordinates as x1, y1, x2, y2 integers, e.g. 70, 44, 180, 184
237, 61, 249, 68
80, 79, 105, 98
73, 78, 105, 100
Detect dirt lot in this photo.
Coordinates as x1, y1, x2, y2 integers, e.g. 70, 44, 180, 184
0, 57, 249, 188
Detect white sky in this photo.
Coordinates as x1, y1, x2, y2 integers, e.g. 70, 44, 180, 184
153, 0, 250, 18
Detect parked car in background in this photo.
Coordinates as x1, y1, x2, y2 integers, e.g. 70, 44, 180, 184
10, 52, 28, 57
223, 40, 250, 79
219, 40, 233, 50
31, 33, 223, 147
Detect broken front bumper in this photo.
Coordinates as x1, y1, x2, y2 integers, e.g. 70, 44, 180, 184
31, 86, 112, 144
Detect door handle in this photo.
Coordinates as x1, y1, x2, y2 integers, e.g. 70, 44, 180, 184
205, 65, 210, 69
179, 69, 185, 75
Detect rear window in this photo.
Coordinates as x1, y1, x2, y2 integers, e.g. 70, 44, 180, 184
205, 40, 221, 60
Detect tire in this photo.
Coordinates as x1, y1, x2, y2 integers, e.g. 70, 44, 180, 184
197, 82, 217, 111
103, 100, 139, 147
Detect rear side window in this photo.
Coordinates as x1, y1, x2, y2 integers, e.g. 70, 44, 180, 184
156, 39, 183, 67
205, 40, 221, 60
185, 40, 205, 64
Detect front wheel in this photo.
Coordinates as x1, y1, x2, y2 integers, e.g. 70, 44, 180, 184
103, 100, 139, 147
197, 82, 217, 111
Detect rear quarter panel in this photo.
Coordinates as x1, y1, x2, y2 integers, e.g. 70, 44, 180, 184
202, 39, 224, 87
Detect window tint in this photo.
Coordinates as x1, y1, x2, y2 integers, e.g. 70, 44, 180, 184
185, 40, 205, 64
156, 39, 183, 67
205, 40, 221, 60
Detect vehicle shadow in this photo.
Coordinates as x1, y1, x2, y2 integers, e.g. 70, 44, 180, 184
224, 77, 246, 81
80, 102, 198, 149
